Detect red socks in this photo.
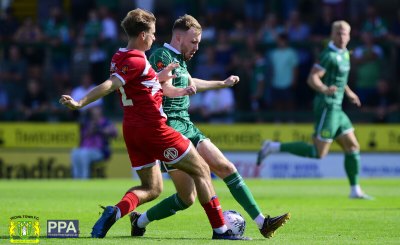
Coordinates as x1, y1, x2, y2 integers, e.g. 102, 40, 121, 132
202, 196, 225, 228
115, 192, 139, 218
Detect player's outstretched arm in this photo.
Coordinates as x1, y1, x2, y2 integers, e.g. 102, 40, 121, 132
162, 80, 196, 97
59, 76, 122, 110
192, 75, 240, 92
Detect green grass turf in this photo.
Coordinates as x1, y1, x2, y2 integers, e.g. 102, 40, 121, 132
1, 178, 400, 244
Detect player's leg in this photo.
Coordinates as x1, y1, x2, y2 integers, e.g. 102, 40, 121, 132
92, 164, 162, 238
257, 108, 334, 165
80, 148, 104, 179
336, 129, 372, 199
172, 147, 248, 239
70, 148, 81, 178
198, 139, 289, 238
131, 169, 195, 235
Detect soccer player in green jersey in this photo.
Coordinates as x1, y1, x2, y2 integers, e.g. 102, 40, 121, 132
257, 20, 372, 200
129, 14, 290, 239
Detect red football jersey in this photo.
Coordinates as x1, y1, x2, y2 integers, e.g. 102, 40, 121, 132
110, 48, 167, 127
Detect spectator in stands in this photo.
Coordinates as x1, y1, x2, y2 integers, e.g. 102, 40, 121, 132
198, 14, 216, 41
0, 81, 11, 120
71, 72, 103, 113
362, 78, 399, 123
352, 31, 384, 104
14, 17, 45, 87
0, 45, 27, 102
214, 30, 234, 65
71, 106, 117, 179
18, 79, 49, 121
268, 33, 298, 113
362, 5, 388, 40
99, 6, 117, 42
201, 74, 235, 124
0, 8, 19, 41
13, 17, 43, 43
82, 9, 102, 44
311, 5, 335, 42
229, 20, 248, 42
43, 6, 72, 94
88, 41, 107, 84
257, 13, 284, 44
250, 51, 267, 121
193, 46, 226, 80
285, 10, 310, 41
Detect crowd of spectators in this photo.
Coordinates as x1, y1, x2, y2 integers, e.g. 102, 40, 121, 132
0, 0, 399, 123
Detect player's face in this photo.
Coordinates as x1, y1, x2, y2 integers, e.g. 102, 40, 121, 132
180, 28, 201, 61
143, 23, 156, 51
332, 27, 350, 49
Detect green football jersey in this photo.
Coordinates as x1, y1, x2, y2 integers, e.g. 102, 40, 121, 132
314, 42, 351, 110
149, 43, 190, 118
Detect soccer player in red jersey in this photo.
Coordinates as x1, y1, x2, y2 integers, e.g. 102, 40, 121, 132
59, 8, 246, 240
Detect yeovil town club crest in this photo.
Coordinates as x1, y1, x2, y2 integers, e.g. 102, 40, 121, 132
9, 215, 40, 244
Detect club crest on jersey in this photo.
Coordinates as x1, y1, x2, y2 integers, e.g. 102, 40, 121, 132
156, 61, 165, 71
163, 148, 178, 160
121, 65, 129, 74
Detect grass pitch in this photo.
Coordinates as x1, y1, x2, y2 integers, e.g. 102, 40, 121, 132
1, 178, 400, 244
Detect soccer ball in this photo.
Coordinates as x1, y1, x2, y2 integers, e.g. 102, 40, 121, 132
223, 210, 246, 236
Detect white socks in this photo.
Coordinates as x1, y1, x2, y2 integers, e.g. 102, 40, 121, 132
213, 225, 228, 234
254, 213, 266, 229
137, 212, 150, 228
115, 206, 121, 221
351, 184, 362, 196
270, 141, 281, 152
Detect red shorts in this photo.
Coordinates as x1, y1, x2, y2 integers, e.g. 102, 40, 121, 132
123, 123, 191, 170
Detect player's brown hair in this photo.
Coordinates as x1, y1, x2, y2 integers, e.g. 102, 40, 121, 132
172, 14, 202, 35
121, 8, 156, 38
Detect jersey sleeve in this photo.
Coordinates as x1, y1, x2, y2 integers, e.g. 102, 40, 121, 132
316, 51, 332, 71
112, 56, 146, 85
149, 49, 173, 72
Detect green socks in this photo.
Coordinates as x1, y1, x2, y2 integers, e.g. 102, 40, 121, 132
224, 172, 261, 219
280, 142, 318, 158
344, 151, 360, 186
146, 193, 189, 221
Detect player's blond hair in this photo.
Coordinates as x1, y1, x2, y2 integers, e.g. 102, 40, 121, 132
172, 14, 202, 35
331, 20, 351, 33
121, 8, 156, 38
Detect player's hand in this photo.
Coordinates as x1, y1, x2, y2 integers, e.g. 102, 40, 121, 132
158, 62, 179, 82
347, 91, 361, 107
322, 85, 337, 95
183, 85, 197, 96
59, 95, 81, 110
224, 75, 240, 87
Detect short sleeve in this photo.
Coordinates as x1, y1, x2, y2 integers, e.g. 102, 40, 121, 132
317, 51, 331, 71
112, 56, 146, 85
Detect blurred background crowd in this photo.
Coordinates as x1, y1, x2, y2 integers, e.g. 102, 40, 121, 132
0, 0, 399, 123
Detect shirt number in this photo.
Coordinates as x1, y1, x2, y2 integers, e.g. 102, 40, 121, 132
119, 87, 133, 106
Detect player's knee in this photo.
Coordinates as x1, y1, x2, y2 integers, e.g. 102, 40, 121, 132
181, 192, 196, 206
214, 161, 236, 178
347, 145, 360, 153
141, 181, 163, 199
